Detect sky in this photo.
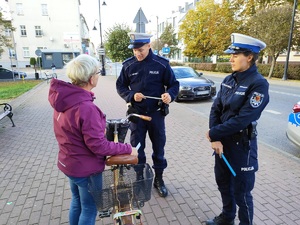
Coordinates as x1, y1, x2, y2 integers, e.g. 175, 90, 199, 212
80, 0, 190, 46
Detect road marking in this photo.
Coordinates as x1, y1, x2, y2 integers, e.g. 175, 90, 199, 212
265, 110, 281, 115
269, 90, 300, 98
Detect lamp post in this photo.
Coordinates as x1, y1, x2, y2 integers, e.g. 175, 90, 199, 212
156, 16, 159, 54
93, 0, 106, 76
283, 0, 298, 80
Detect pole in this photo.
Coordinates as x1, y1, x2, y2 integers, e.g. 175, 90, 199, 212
283, 0, 297, 80
156, 16, 159, 54
98, 0, 106, 75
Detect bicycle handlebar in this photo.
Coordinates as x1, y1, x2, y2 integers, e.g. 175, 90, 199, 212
126, 113, 152, 121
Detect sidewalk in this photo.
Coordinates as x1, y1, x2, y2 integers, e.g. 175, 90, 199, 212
0, 72, 299, 225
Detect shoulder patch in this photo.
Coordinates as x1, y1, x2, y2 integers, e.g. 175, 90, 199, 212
250, 92, 264, 108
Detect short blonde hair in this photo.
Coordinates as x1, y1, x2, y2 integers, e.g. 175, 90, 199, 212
66, 54, 100, 86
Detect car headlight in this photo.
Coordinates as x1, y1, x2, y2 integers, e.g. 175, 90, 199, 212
180, 86, 192, 91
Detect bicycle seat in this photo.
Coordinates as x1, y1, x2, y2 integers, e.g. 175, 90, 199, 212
106, 154, 138, 166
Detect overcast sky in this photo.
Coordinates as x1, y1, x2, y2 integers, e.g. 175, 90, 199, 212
80, 0, 190, 45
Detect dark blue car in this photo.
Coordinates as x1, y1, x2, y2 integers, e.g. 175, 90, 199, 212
0, 68, 27, 79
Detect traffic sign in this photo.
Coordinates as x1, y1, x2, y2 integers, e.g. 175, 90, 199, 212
98, 48, 105, 55
162, 47, 170, 55
35, 49, 42, 56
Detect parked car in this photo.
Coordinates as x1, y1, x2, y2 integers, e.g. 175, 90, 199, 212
171, 66, 216, 101
286, 101, 300, 148
0, 68, 27, 79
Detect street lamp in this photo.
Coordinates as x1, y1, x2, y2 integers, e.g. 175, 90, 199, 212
282, 0, 298, 80
92, 0, 106, 76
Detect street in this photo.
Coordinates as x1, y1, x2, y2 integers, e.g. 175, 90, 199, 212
180, 73, 300, 157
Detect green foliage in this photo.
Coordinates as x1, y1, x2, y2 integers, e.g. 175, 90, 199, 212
186, 62, 300, 80
159, 23, 179, 57
30, 57, 36, 66
0, 12, 15, 54
104, 23, 133, 62
188, 62, 217, 71
178, 0, 240, 59
244, 4, 298, 78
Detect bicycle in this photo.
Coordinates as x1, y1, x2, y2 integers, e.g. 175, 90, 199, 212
44, 71, 57, 83
89, 113, 154, 225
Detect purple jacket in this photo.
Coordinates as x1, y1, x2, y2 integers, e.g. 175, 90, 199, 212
48, 79, 132, 177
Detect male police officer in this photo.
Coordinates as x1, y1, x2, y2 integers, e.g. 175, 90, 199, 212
116, 32, 179, 197
206, 33, 270, 225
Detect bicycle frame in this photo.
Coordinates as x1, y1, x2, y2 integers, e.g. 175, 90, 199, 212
104, 114, 152, 225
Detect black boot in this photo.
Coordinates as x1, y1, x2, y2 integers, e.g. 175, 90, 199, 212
206, 213, 235, 225
153, 173, 168, 197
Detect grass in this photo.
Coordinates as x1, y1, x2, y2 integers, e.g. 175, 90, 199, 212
0, 80, 43, 103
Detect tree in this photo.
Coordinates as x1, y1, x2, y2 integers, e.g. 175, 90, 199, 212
104, 23, 133, 62
245, 4, 299, 78
178, 0, 240, 60
158, 23, 179, 58
0, 12, 14, 55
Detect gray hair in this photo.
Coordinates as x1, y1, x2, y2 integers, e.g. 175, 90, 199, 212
66, 54, 100, 86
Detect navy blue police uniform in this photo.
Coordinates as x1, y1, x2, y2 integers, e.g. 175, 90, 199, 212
208, 33, 269, 225
116, 33, 179, 197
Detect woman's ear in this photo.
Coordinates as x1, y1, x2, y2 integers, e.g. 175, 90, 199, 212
89, 76, 94, 85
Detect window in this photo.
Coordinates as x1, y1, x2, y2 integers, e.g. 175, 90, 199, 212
41, 4, 48, 16
35, 26, 43, 36
16, 3, 23, 15
20, 25, 27, 36
23, 47, 30, 57
5, 29, 11, 37
45, 54, 53, 60
9, 48, 15, 58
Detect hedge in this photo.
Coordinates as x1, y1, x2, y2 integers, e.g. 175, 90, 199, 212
173, 62, 300, 80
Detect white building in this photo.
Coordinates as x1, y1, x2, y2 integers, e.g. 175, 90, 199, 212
1, 0, 91, 69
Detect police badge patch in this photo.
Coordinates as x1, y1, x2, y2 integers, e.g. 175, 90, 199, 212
250, 92, 264, 108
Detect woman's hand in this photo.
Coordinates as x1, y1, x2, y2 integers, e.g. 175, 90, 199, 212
211, 141, 223, 157
130, 147, 138, 156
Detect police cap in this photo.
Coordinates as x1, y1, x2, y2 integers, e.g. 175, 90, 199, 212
224, 33, 266, 54
128, 32, 153, 49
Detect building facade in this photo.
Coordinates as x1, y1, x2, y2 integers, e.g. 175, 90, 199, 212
1, 0, 90, 69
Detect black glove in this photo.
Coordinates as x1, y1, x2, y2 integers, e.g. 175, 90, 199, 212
126, 104, 139, 123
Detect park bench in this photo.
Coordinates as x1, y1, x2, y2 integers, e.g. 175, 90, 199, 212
0, 103, 16, 127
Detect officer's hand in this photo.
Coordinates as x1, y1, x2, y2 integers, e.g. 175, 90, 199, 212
211, 141, 223, 158
161, 92, 171, 104
130, 147, 138, 157
134, 93, 144, 102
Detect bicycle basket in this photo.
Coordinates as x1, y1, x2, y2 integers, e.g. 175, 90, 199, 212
106, 119, 130, 143
89, 163, 154, 212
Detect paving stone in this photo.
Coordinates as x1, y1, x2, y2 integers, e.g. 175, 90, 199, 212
0, 71, 299, 224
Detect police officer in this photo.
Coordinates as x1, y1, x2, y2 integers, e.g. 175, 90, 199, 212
116, 32, 179, 197
206, 33, 270, 225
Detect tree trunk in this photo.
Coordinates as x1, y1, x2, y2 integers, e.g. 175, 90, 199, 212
268, 56, 276, 79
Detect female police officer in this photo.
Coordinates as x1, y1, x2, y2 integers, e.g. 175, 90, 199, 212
206, 33, 269, 225
116, 32, 179, 197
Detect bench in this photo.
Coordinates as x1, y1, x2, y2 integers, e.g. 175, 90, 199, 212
0, 103, 16, 127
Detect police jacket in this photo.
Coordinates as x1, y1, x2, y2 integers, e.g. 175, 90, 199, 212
116, 49, 179, 114
209, 64, 269, 142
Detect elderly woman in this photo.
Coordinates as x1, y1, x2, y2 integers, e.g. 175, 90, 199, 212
48, 54, 137, 225
206, 33, 270, 225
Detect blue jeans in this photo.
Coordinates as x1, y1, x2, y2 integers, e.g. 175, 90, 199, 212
67, 176, 98, 225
